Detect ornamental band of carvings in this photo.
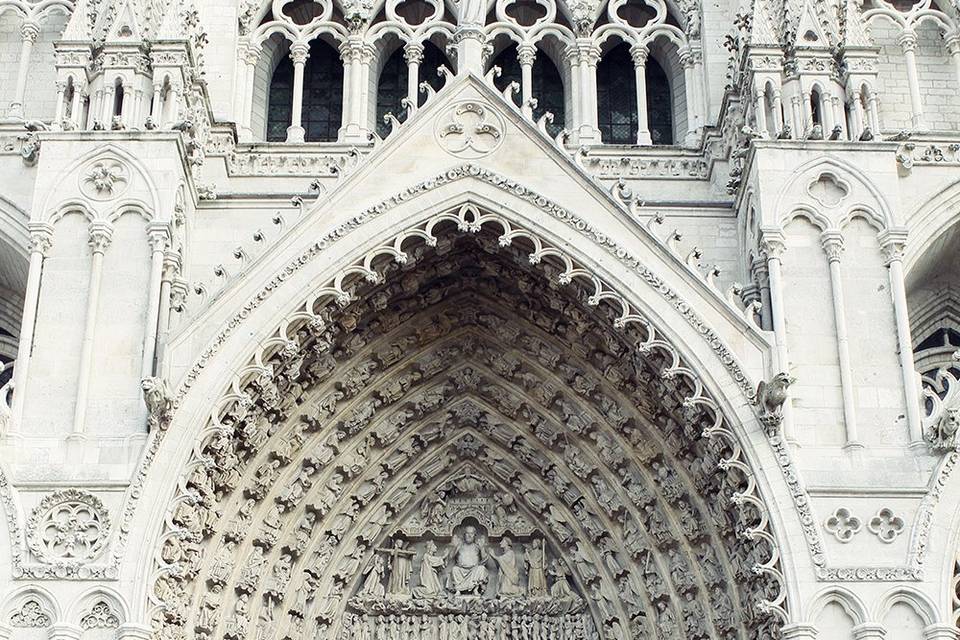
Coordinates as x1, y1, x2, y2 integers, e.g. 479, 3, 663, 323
9, 599, 52, 627
26, 489, 110, 565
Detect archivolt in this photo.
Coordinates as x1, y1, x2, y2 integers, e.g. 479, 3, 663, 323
148, 206, 786, 639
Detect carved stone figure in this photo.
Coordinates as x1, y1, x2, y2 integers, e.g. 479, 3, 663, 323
142, 376, 173, 429
524, 538, 547, 596
448, 526, 489, 595
360, 554, 387, 598
548, 560, 574, 598
413, 541, 447, 598
377, 539, 416, 596
756, 372, 795, 433
927, 406, 960, 451
491, 537, 521, 596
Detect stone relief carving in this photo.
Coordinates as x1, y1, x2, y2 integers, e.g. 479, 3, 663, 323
824, 508, 862, 543
9, 599, 52, 627
80, 159, 130, 200
26, 489, 110, 564
436, 103, 505, 159
80, 600, 121, 629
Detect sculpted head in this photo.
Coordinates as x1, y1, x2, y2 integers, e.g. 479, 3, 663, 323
463, 526, 477, 543
426, 540, 437, 553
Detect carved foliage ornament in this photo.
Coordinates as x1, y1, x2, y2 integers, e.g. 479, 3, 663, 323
9, 599, 51, 628
26, 489, 110, 564
80, 601, 121, 629
80, 158, 130, 201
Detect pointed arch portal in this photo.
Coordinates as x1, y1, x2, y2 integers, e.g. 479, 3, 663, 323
148, 203, 787, 640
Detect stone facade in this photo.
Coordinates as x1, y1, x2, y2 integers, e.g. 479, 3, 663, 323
2, 0, 960, 639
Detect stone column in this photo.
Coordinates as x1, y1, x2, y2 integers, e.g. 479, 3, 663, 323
565, 46, 581, 134
753, 84, 768, 138
679, 46, 699, 139
89, 88, 103, 129
751, 251, 772, 331
157, 252, 180, 347
880, 229, 923, 444
72, 222, 113, 436
762, 231, 795, 441
8, 20, 40, 119
946, 34, 960, 100
10, 224, 53, 429
70, 82, 86, 128
238, 42, 261, 140
821, 90, 835, 132
102, 82, 116, 126
53, 81, 67, 125
339, 37, 374, 142
404, 42, 424, 113
168, 81, 183, 124
866, 90, 881, 133
821, 231, 861, 448
151, 81, 164, 123
790, 94, 804, 136
287, 42, 310, 143
518, 43, 536, 118
630, 44, 653, 144
831, 94, 845, 138
452, 26, 486, 75
852, 94, 866, 139
772, 89, 784, 134
898, 30, 927, 131
575, 40, 601, 143
121, 83, 134, 127
853, 623, 887, 640
141, 225, 170, 379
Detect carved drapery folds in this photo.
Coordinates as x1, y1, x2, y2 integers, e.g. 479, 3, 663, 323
149, 206, 785, 640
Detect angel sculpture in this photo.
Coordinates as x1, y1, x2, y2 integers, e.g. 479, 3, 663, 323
447, 526, 489, 595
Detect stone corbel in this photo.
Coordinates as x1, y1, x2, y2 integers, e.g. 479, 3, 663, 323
923, 623, 960, 640
780, 623, 817, 639
852, 623, 886, 640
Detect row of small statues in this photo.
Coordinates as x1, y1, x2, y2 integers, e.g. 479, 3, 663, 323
358, 529, 574, 600
343, 611, 594, 640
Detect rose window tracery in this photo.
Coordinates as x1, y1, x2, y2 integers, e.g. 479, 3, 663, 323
150, 221, 784, 640
26, 489, 110, 564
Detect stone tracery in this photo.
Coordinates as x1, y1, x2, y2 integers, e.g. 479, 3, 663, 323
149, 208, 786, 639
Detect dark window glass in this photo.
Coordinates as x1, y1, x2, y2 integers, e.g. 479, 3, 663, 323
597, 43, 673, 145
267, 39, 344, 142
490, 45, 565, 137
267, 55, 293, 141
376, 42, 449, 138
376, 48, 407, 138
646, 56, 672, 144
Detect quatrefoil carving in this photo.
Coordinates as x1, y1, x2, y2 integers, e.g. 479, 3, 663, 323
824, 507, 862, 543
867, 508, 905, 543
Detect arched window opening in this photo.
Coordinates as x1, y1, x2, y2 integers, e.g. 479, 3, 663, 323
376, 47, 407, 138
810, 88, 823, 127
267, 39, 344, 142
597, 43, 673, 145
113, 80, 124, 118
418, 42, 449, 105
64, 78, 75, 119
490, 44, 565, 137
646, 55, 672, 144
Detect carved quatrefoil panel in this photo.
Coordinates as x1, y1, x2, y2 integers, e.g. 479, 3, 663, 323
436, 101, 505, 159
824, 507, 861, 543
867, 508, 905, 543
26, 489, 110, 564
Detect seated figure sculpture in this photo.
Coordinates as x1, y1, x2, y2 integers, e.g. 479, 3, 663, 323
447, 525, 489, 595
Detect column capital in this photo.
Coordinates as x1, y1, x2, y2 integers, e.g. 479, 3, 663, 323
340, 37, 375, 63
517, 43, 537, 66
923, 623, 960, 640
760, 228, 786, 259
147, 224, 171, 252
820, 230, 845, 263
47, 623, 83, 640
20, 20, 40, 42
898, 29, 918, 52
945, 32, 960, 55
780, 623, 818, 639
290, 42, 310, 64
162, 251, 182, 280
852, 623, 887, 640
403, 41, 425, 64
878, 228, 908, 265
573, 39, 601, 65
241, 42, 262, 66
27, 223, 54, 256
678, 44, 695, 68
629, 43, 649, 67
116, 623, 154, 640
88, 222, 114, 254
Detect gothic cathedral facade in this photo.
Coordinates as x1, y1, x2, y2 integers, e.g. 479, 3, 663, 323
2, 0, 960, 638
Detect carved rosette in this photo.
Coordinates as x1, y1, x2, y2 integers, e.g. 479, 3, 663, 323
436, 102, 505, 159
26, 489, 110, 566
